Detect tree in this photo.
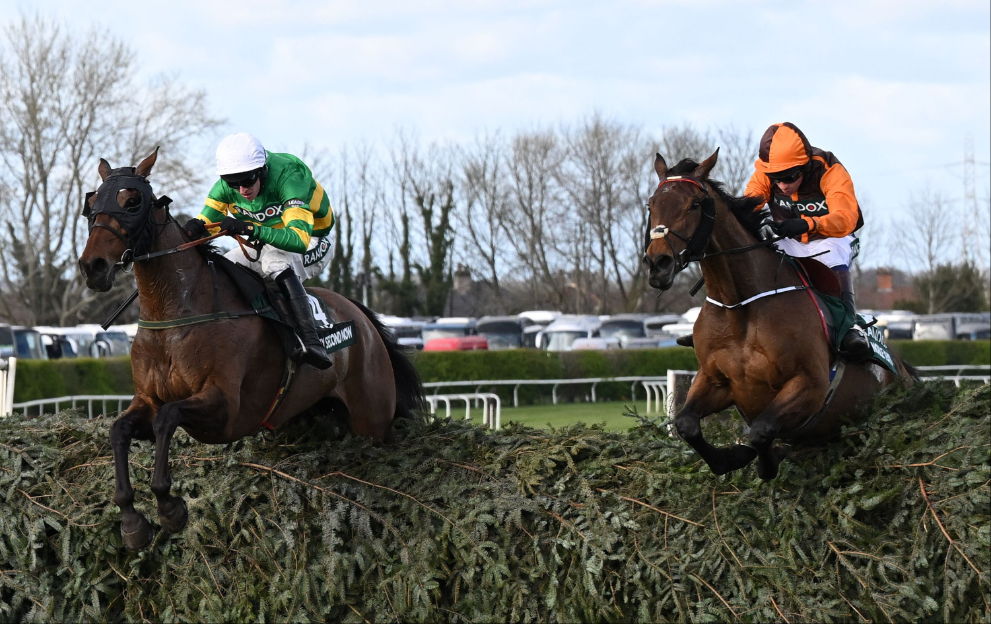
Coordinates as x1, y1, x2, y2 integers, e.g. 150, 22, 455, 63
457, 132, 509, 309
910, 262, 988, 313
0, 14, 220, 326
899, 187, 957, 314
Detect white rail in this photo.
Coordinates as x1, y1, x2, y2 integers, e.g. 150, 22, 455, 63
423, 376, 667, 406
0, 357, 15, 417
425, 393, 501, 430
11, 394, 134, 419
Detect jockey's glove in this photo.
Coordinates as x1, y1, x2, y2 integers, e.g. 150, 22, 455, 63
221, 216, 257, 239
755, 207, 776, 241
182, 217, 208, 240
771, 218, 810, 239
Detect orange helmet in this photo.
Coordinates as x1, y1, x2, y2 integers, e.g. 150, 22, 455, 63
754, 122, 812, 174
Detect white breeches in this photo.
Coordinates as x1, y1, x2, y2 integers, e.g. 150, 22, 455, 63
774, 235, 858, 269
224, 235, 335, 280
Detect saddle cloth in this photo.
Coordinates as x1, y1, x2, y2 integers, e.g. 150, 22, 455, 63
205, 251, 356, 357
790, 256, 897, 374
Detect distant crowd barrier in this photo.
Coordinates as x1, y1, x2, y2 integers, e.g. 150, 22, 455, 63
0, 358, 15, 416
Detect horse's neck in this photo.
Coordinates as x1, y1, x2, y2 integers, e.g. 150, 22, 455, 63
133, 213, 214, 320
699, 205, 789, 304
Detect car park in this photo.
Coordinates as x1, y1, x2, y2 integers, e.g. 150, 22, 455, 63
380, 315, 426, 350
571, 337, 621, 350
644, 314, 686, 338
597, 314, 649, 346
914, 312, 991, 341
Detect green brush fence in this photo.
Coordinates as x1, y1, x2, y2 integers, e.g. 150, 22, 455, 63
0, 381, 987, 622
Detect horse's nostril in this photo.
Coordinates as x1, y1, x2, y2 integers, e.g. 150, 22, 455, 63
657, 255, 673, 271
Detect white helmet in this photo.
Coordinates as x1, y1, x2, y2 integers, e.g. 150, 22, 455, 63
215, 133, 267, 176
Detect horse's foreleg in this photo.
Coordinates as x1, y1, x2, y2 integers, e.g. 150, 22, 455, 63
675, 373, 757, 476
109, 402, 155, 551
150, 391, 226, 533
749, 375, 819, 481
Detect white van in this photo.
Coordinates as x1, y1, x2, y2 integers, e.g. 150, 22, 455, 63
537, 315, 601, 351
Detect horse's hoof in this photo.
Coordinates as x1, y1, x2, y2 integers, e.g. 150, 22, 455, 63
711, 444, 758, 476
756, 459, 780, 482
158, 497, 188, 533
121, 513, 154, 551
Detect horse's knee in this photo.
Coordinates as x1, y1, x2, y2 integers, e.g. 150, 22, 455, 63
674, 411, 701, 441
109, 416, 133, 447
748, 418, 778, 449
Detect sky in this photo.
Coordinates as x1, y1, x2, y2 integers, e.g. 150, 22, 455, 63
4, 0, 991, 265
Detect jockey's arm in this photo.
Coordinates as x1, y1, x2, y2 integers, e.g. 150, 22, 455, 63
253, 199, 314, 254
801, 162, 859, 242
197, 181, 235, 235
744, 169, 771, 208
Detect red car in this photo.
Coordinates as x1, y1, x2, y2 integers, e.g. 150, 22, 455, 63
422, 336, 489, 351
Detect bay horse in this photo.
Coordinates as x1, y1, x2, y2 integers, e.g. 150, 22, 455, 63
643, 149, 916, 481
78, 149, 424, 551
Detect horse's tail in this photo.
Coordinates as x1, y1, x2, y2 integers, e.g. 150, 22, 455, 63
348, 298, 427, 418
894, 351, 922, 382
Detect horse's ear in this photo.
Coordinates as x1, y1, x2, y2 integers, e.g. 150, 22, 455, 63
693, 148, 719, 180
654, 153, 668, 181
135, 147, 159, 178
98, 158, 112, 181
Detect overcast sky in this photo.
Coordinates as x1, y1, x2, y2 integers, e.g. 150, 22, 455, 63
4, 0, 990, 253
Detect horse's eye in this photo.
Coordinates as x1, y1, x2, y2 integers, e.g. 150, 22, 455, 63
124, 197, 141, 212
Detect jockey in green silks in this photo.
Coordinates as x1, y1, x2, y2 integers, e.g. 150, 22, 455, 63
183, 133, 335, 370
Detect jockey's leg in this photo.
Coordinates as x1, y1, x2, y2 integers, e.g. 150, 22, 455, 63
269, 258, 332, 370
831, 265, 870, 361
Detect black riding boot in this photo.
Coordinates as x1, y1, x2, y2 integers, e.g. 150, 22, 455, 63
676, 334, 695, 348
832, 268, 871, 362
276, 269, 332, 370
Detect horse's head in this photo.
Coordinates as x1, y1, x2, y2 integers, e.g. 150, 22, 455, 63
642, 148, 719, 290
78, 149, 159, 291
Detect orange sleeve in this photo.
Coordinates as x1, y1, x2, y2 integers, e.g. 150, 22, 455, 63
744, 168, 771, 210
802, 161, 859, 240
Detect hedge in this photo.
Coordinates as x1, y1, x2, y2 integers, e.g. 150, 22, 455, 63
10, 357, 133, 403
9, 342, 989, 403
0, 382, 987, 622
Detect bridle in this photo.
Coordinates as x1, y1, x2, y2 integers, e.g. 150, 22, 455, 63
644, 175, 783, 275
82, 168, 248, 272
644, 176, 715, 272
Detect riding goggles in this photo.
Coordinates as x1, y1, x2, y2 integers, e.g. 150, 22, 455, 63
767, 167, 803, 184
221, 169, 262, 189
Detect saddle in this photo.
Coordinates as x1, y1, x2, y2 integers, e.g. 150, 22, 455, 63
788, 256, 897, 374
205, 251, 357, 361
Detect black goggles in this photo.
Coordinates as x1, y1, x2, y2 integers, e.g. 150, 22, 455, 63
768, 167, 803, 184
221, 169, 261, 189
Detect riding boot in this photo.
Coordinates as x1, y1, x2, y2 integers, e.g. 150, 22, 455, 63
676, 334, 695, 348
832, 268, 871, 362
275, 269, 333, 370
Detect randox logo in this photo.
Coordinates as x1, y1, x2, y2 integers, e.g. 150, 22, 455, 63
304, 237, 332, 267
776, 196, 829, 216
234, 204, 284, 222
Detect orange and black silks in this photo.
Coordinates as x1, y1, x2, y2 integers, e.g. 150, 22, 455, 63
744, 122, 864, 244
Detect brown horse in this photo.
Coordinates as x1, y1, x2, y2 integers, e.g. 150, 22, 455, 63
78, 149, 424, 551
643, 149, 916, 480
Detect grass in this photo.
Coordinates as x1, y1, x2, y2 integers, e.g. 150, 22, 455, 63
493, 400, 649, 431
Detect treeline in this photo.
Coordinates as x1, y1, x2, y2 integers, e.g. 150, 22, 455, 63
308, 122, 755, 318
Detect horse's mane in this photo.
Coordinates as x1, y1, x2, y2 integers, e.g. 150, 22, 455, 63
669, 158, 765, 234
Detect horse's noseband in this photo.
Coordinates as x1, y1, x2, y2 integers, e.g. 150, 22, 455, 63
644, 175, 716, 270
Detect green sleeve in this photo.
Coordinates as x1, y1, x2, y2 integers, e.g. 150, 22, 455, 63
199, 180, 234, 224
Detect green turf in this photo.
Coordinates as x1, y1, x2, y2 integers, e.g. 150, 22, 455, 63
495, 400, 652, 431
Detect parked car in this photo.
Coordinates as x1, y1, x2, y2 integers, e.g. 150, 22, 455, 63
475, 316, 524, 350
872, 310, 916, 340
380, 315, 426, 350
644, 314, 686, 338
423, 336, 488, 351
537, 315, 601, 351
11, 327, 48, 360
421, 317, 476, 344
0, 324, 14, 358
597, 314, 649, 345
914, 312, 991, 341
571, 337, 621, 350
518, 310, 561, 348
